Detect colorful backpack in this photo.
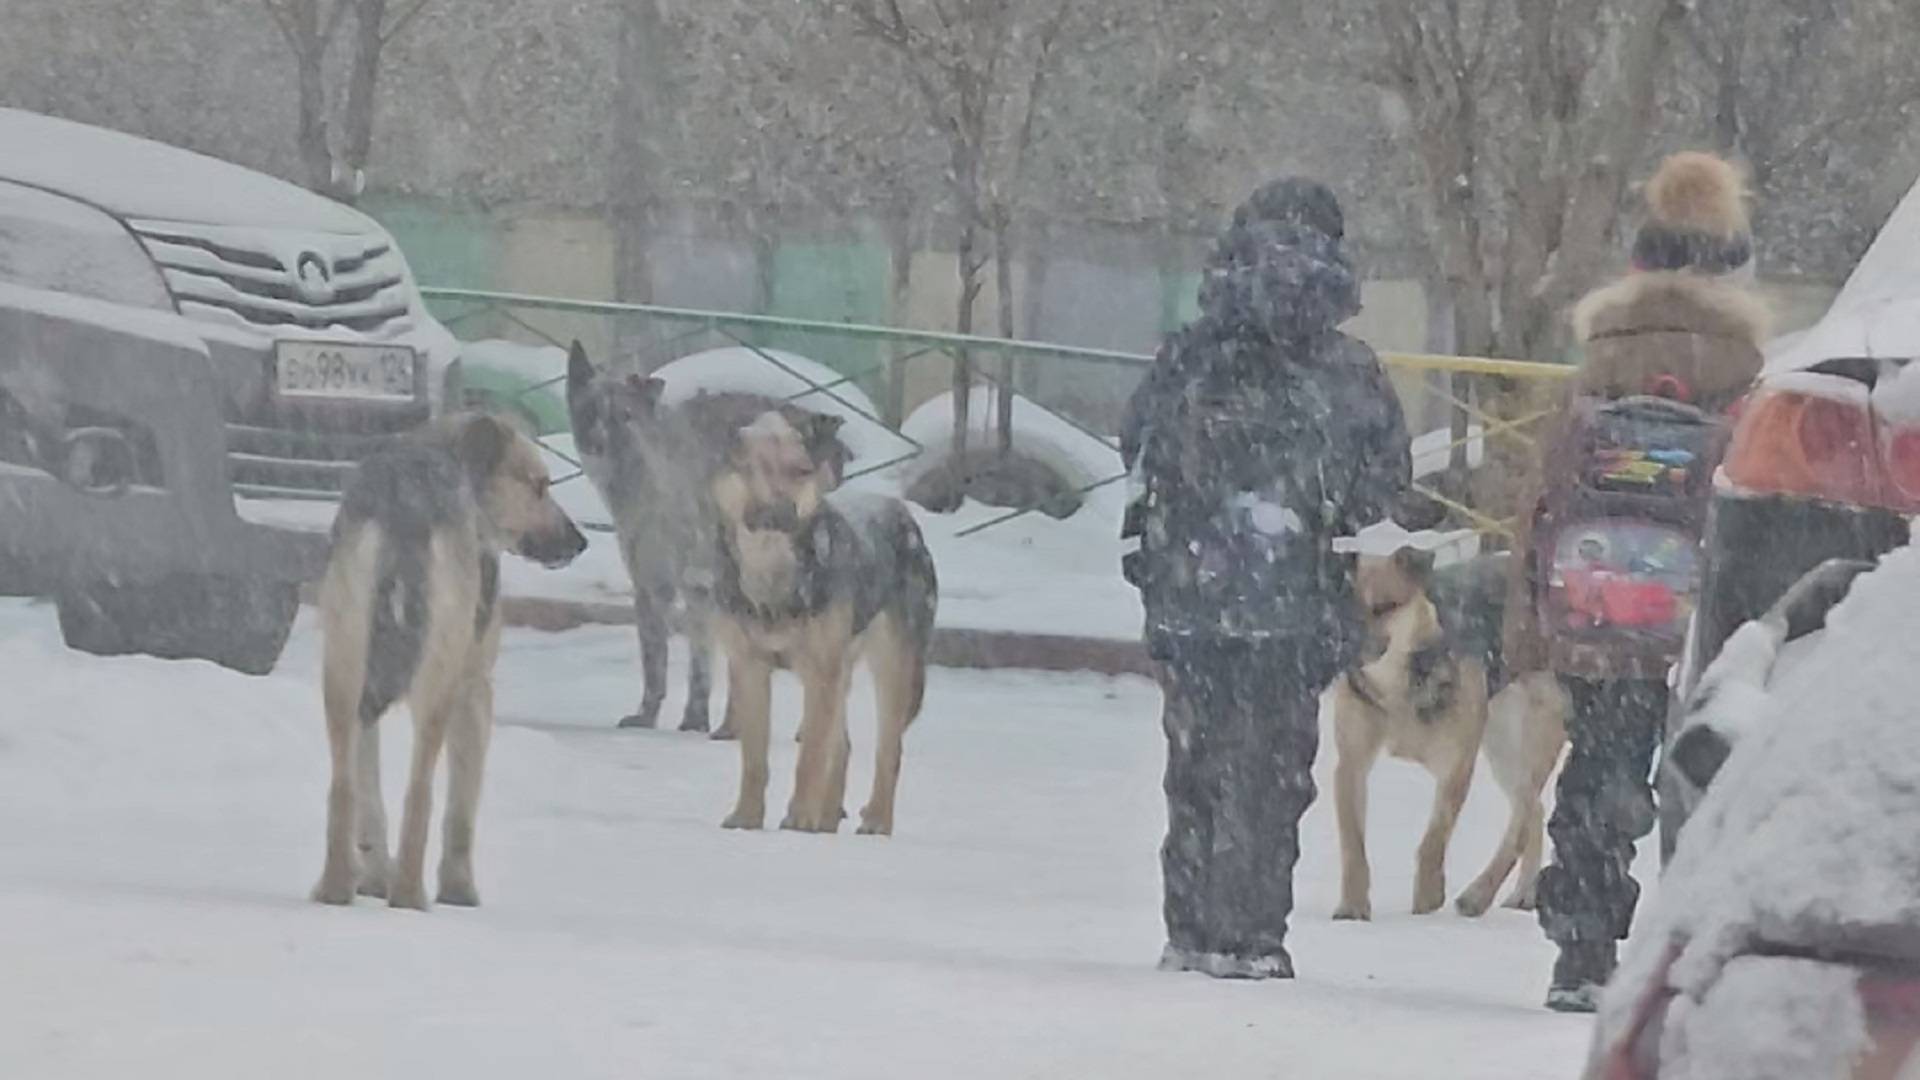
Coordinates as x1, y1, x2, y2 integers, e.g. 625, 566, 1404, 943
1530, 393, 1733, 681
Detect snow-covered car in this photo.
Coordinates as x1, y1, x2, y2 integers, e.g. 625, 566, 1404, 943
1589, 546, 1920, 1079
0, 107, 459, 673
1658, 558, 1873, 856
1662, 178, 1920, 859
1595, 566, 1916, 1077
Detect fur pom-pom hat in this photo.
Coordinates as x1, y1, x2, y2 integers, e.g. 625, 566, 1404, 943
1630, 152, 1755, 278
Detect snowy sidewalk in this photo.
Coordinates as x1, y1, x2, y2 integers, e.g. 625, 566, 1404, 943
0, 602, 1599, 1079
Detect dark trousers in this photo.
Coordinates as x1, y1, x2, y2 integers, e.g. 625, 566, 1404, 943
1158, 639, 1323, 961
1536, 676, 1666, 946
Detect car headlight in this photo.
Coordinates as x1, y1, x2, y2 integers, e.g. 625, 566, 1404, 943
0, 182, 171, 309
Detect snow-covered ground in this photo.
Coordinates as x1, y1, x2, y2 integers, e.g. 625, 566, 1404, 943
0, 597, 1607, 1078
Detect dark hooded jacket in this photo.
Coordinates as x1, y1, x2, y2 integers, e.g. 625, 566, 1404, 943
1121, 210, 1411, 673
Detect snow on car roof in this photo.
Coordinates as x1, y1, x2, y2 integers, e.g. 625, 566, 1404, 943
1599, 542, 1920, 1050
0, 108, 372, 233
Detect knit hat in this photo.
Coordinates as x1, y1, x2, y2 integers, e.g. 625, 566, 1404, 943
1230, 178, 1346, 243
1630, 152, 1754, 276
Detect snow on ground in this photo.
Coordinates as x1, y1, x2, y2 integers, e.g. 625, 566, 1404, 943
0, 597, 1606, 1079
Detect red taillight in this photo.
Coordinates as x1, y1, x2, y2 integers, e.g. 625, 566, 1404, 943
1883, 429, 1920, 506
1722, 383, 1879, 505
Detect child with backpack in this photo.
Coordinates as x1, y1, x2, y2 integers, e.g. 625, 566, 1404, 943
1506, 152, 1770, 1011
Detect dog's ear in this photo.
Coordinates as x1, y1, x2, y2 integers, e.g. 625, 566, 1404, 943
797, 412, 845, 465
560, 340, 591, 417
457, 413, 511, 488
1393, 545, 1435, 583
624, 374, 666, 416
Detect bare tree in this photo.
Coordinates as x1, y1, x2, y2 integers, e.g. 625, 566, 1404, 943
611, 0, 670, 311
260, 0, 433, 202
1332, 0, 1683, 522
1679, 0, 1920, 265
1346, 0, 1683, 362
833, 0, 1076, 460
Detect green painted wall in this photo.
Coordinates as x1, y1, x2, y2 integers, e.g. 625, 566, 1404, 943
360, 196, 502, 332
762, 239, 892, 403
1162, 269, 1201, 332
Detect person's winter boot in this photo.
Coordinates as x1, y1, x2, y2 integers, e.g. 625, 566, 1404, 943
1158, 943, 1295, 980
1545, 941, 1617, 1013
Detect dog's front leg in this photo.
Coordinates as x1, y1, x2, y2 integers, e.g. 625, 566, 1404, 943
784, 653, 851, 833
1331, 754, 1375, 922
683, 602, 716, 735
1414, 751, 1476, 915
621, 586, 671, 729
437, 674, 493, 907
721, 652, 773, 829
1331, 699, 1382, 921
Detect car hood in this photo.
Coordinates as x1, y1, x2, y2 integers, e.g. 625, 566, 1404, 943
1597, 542, 1920, 1053
0, 108, 374, 234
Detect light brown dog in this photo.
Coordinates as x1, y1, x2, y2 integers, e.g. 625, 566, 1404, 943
707, 410, 937, 836
311, 413, 586, 910
1330, 548, 1569, 920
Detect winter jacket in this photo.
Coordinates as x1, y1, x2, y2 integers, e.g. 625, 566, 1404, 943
1122, 220, 1412, 672
1501, 271, 1768, 676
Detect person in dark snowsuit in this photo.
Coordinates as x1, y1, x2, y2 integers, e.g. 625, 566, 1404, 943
1505, 152, 1769, 1011
1120, 179, 1412, 979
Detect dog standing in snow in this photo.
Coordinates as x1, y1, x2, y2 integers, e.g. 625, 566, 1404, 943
708, 410, 937, 835
1330, 547, 1569, 920
564, 341, 851, 735
311, 413, 586, 910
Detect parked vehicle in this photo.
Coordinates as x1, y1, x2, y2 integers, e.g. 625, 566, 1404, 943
0, 107, 459, 672
1660, 178, 1920, 859
1588, 551, 1920, 1079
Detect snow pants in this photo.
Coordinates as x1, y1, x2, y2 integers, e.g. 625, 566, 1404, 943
1536, 676, 1666, 946
1157, 638, 1323, 964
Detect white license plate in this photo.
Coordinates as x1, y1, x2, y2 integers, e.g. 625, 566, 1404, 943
275, 341, 417, 401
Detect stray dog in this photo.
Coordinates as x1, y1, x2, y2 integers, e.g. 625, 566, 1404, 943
564, 342, 852, 735
1330, 547, 1569, 920
311, 413, 586, 910
708, 410, 937, 835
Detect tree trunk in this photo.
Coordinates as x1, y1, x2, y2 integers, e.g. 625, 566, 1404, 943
337, 0, 389, 201
992, 213, 1016, 456
952, 217, 981, 463
612, 0, 664, 326
883, 196, 914, 429
288, 2, 333, 195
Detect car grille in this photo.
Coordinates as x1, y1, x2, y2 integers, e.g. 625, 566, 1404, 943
129, 219, 415, 337
223, 403, 429, 501
126, 220, 430, 499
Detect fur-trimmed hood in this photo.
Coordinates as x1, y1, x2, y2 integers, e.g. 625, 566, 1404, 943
1573, 271, 1771, 349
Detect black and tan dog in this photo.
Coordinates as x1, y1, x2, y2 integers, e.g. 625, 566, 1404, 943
564, 342, 853, 735
708, 410, 937, 835
1330, 548, 1569, 920
311, 413, 586, 910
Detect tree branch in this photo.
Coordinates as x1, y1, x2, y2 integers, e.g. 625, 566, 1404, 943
380, 0, 432, 44
260, 0, 300, 52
